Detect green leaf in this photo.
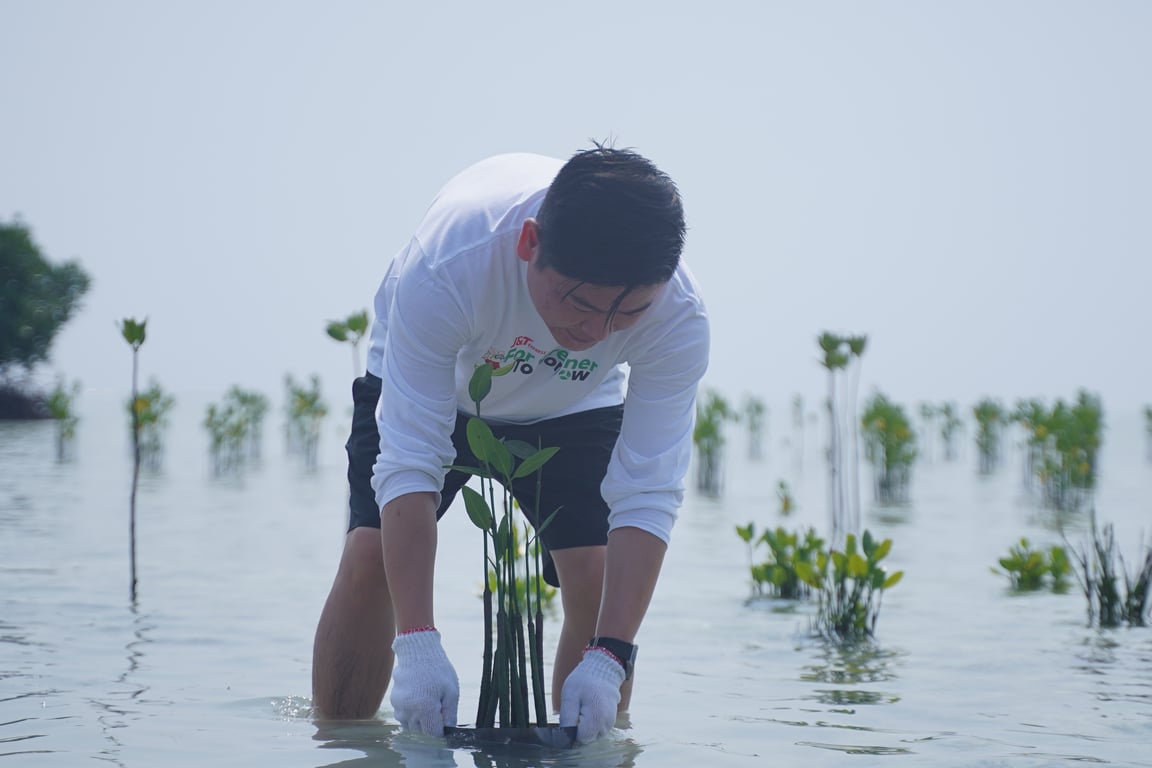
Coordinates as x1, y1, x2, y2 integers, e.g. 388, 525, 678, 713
511, 446, 559, 479
468, 363, 494, 405
492, 361, 516, 376
848, 552, 868, 579
862, 530, 875, 557
796, 561, 820, 588
461, 485, 493, 530
536, 505, 563, 534
736, 523, 754, 543
325, 321, 348, 341
883, 571, 904, 589
503, 439, 537, 460
120, 317, 147, 348
872, 538, 892, 562
346, 310, 369, 335
466, 418, 512, 477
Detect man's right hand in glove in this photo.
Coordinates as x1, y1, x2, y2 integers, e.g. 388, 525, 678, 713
390, 627, 459, 736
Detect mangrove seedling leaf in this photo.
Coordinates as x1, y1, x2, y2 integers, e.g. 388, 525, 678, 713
468, 363, 494, 405
326, 321, 349, 341
461, 485, 493, 530
862, 530, 875, 557
536, 505, 563, 535
466, 418, 512, 476
504, 439, 537, 460
736, 523, 754, 543
872, 538, 892, 562
848, 553, 869, 579
883, 571, 904, 589
511, 446, 560, 479
796, 561, 820, 588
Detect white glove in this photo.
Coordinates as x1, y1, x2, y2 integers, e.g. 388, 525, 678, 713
390, 629, 459, 736
558, 648, 625, 743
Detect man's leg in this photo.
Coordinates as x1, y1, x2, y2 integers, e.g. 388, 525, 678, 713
312, 526, 394, 720
549, 545, 634, 713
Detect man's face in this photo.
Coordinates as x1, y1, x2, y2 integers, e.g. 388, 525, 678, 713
524, 264, 663, 352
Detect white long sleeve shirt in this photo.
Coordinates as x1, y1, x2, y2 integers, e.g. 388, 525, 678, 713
367, 153, 709, 544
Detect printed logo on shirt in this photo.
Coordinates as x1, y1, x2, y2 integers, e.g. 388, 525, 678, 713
482, 336, 600, 382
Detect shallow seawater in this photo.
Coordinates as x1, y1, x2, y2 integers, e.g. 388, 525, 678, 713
2, 391, 1150, 767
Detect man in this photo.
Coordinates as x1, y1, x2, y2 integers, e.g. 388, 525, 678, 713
312, 144, 709, 743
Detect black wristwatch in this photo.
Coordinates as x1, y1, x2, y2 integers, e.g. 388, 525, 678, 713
588, 636, 637, 681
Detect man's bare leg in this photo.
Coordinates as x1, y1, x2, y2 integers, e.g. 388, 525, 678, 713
312, 527, 394, 719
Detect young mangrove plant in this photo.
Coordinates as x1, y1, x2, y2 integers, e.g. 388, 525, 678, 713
120, 317, 146, 603
453, 362, 561, 730
284, 374, 327, 467
1013, 391, 1104, 512
692, 388, 736, 497
972, 397, 1007, 474
777, 480, 795, 516
325, 309, 370, 380
861, 391, 917, 505
46, 377, 81, 461
817, 332, 867, 547
127, 379, 175, 471
204, 386, 270, 475
742, 395, 767, 460
937, 402, 962, 461
1068, 509, 1152, 628
736, 523, 824, 600
796, 530, 904, 641
992, 538, 1071, 593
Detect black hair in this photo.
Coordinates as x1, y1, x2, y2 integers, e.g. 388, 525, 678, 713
535, 143, 686, 299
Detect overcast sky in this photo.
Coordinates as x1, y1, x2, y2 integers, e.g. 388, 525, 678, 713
3, 1, 1149, 422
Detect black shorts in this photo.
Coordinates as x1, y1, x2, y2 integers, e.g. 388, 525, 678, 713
345, 372, 623, 587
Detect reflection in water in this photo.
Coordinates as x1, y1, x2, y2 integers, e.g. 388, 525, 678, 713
312, 718, 644, 768
1073, 631, 1152, 705
88, 606, 158, 768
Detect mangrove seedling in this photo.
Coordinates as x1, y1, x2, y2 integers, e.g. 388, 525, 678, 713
1068, 508, 1152, 628
284, 374, 327, 467
692, 388, 736, 497
737, 523, 824, 600
742, 395, 767, 460
777, 480, 795, 516
204, 386, 270, 475
796, 530, 904, 641
972, 397, 1006, 474
1012, 392, 1104, 512
817, 332, 867, 548
938, 402, 962, 461
861, 392, 917, 505
46, 377, 81, 461
452, 362, 561, 731
127, 379, 175, 470
992, 538, 1071, 592
325, 309, 370, 380
120, 317, 146, 603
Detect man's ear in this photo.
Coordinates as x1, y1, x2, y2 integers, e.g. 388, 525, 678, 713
516, 219, 540, 264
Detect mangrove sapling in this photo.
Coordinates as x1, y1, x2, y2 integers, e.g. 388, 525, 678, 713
120, 317, 146, 603
861, 392, 917, 505
204, 386, 270, 474
972, 397, 1006, 474
325, 310, 370, 380
128, 379, 175, 471
692, 388, 736, 497
451, 362, 565, 737
992, 538, 1071, 592
737, 524, 824, 600
817, 332, 867, 547
1068, 509, 1152, 627
46, 377, 81, 461
283, 374, 327, 467
777, 480, 795, 516
1013, 392, 1104, 512
796, 530, 904, 641
742, 395, 767, 460
938, 402, 962, 461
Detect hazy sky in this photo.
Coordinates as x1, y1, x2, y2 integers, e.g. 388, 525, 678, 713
3, 1, 1149, 420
